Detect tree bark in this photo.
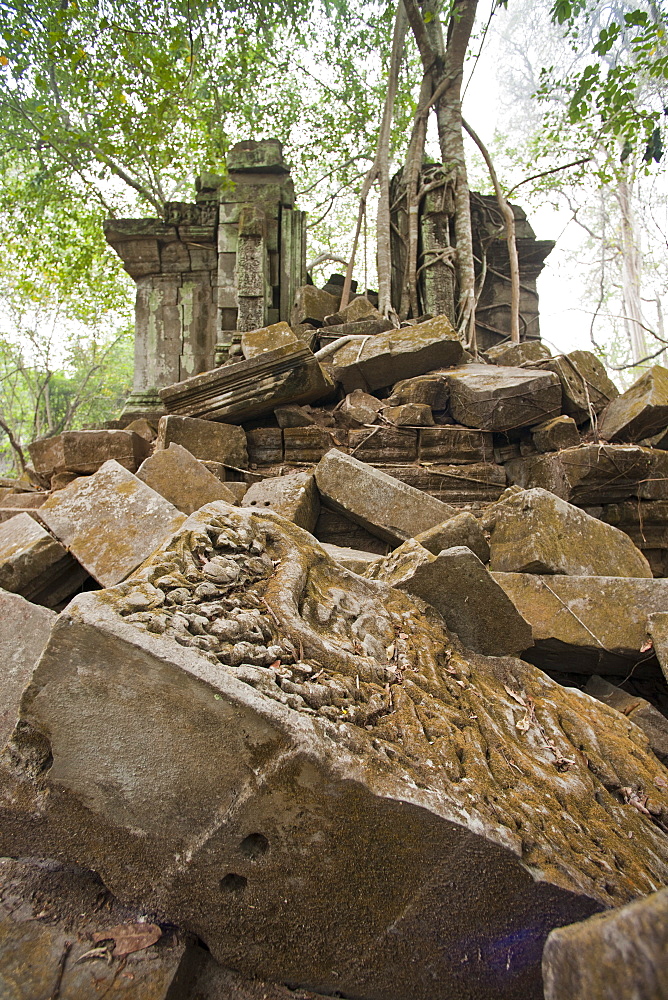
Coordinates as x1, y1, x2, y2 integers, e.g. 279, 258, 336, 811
616, 170, 649, 365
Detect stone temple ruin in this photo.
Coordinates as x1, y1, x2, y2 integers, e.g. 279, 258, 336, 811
0, 139, 667, 999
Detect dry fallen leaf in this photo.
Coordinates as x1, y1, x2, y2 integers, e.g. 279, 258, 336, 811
640, 638, 654, 653
93, 922, 162, 957
503, 684, 527, 708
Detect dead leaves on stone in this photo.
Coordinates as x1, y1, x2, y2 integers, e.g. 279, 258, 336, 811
77, 922, 162, 963
504, 683, 576, 772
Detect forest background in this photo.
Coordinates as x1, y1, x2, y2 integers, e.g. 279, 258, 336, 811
0, 0, 666, 473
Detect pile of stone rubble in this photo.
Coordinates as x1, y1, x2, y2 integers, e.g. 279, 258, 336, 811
1, 308, 667, 1000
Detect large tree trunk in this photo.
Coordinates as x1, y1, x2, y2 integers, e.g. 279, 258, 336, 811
616, 171, 649, 365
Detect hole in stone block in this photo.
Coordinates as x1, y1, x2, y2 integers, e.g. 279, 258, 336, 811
219, 873, 247, 893
238, 832, 269, 859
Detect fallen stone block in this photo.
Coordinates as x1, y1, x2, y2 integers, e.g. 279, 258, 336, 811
317, 316, 393, 343
156, 414, 248, 468
327, 316, 468, 394
273, 404, 316, 428
0, 590, 55, 746
37, 460, 186, 587
291, 285, 339, 326
443, 364, 562, 431
584, 674, 668, 763
348, 425, 418, 462
381, 403, 434, 426
493, 572, 668, 674
0, 857, 196, 1000
599, 364, 668, 442
246, 428, 283, 465
324, 295, 382, 326
124, 416, 157, 441
595, 499, 668, 551
241, 321, 298, 360
534, 350, 618, 423
485, 487, 652, 578
386, 461, 507, 502
388, 373, 450, 410
315, 449, 457, 544
542, 888, 668, 1000
507, 444, 668, 504
29, 429, 150, 476
486, 340, 551, 366
0, 491, 47, 523
10, 502, 668, 1000
531, 415, 580, 452
160, 344, 334, 424
418, 426, 494, 464
414, 511, 489, 563
137, 444, 238, 514
314, 507, 389, 554
319, 543, 381, 574
335, 389, 382, 428
647, 612, 668, 685
369, 540, 531, 655
0, 513, 88, 608
242, 471, 320, 532
283, 425, 337, 463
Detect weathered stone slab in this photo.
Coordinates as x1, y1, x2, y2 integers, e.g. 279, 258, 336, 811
381, 403, 434, 426
283, 426, 335, 463
599, 365, 668, 442
324, 295, 382, 326
160, 344, 334, 424
507, 444, 668, 504
418, 426, 494, 464
534, 350, 618, 423
0, 492, 47, 523
543, 888, 668, 1000
10, 502, 668, 1000
0, 513, 87, 608
486, 341, 551, 366
584, 675, 668, 763
241, 321, 298, 360
531, 415, 580, 453
369, 541, 532, 655
37, 460, 186, 587
335, 390, 382, 428
647, 611, 668, 685
595, 499, 668, 551
246, 428, 283, 465
0, 857, 195, 1000
291, 286, 339, 326
386, 462, 507, 503
314, 508, 389, 554
273, 404, 316, 428
493, 572, 668, 674
414, 512, 489, 563
29, 429, 150, 476
156, 414, 248, 468
348, 426, 418, 463
0, 590, 55, 746
388, 373, 450, 410
443, 364, 562, 431
242, 471, 320, 532
486, 488, 652, 577
137, 444, 238, 513
319, 543, 380, 574
315, 449, 456, 544
327, 316, 468, 394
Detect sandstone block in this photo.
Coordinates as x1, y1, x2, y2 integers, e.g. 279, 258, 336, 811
324, 296, 382, 326
319, 543, 381, 574
443, 364, 562, 431
10, 502, 668, 999
291, 286, 339, 326
493, 572, 668, 674
381, 403, 434, 426
273, 404, 316, 428
0, 590, 55, 746
369, 541, 531, 655
37, 460, 186, 587
531, 415, 580, 453
156, 414, 248, 468
387, 462, 506, 502
543, 889, 668, 1000
335, 390, 382, 428
241, 321, 298, 360
124, 416, 158, 441
647, 611, 668, 685
584, 675, 668, 763
414, 512, 489, 563
137, 444, 238, 514
389, 373, 450, 410
0, 513, 87, 608
486, 341, 552, 366
315, 449, 457, 544
283, 426, 335, 463
418, 426, 494, 464
246, 428, 283, 465
29, 429, 150, 476
599, 365, 668, 442
535, 350, 618, 423
348, 426, 418, 463
242, 471, 320, 532
486, 487, 652, 577
327, 316, 468, 394
160, 344, 334, 424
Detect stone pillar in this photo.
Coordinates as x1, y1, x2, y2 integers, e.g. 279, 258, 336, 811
236, 204, 268, 332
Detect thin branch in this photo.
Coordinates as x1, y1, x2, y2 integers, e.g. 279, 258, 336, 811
506, 157, 593, 197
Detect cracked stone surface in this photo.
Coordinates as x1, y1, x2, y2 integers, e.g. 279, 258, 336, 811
4, 502, 668, 1000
